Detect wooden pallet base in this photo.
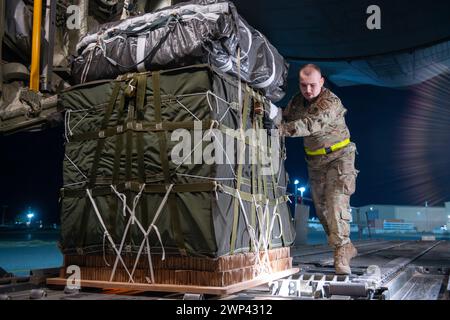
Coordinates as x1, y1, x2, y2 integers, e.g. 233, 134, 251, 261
63, 247, 291, 272
61, 247, 293, 287
47, 268, 299, 296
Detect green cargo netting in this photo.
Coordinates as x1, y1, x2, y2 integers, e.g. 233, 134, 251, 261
60, 64, 295, 258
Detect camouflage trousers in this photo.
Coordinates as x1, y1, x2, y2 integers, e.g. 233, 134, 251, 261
307, 143, 358, 248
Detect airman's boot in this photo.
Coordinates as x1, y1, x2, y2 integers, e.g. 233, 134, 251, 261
334, 243, 358, 275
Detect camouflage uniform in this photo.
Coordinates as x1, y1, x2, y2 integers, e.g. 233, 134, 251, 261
280, 88, 358, 249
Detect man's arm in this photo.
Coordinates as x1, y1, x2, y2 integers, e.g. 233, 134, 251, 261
280, 95, 341, 137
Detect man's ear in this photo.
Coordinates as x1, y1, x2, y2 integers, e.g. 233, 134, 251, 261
320, 77, 325, 86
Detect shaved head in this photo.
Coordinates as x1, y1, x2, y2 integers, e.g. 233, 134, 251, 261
300, 64, 322, 77
299, 64, 324, 101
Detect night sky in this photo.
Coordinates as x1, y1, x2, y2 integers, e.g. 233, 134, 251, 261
0, 127, 65, 224
1, 72, 449, 224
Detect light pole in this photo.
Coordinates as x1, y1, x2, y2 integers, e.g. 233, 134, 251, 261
365, 207, 373, 239
26, 208, 35, 227
297, 187, 306, 204
293, 180, 299, 217
298, 187, 305, 197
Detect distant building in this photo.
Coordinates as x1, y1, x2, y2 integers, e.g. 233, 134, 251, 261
354, 202, 450, 233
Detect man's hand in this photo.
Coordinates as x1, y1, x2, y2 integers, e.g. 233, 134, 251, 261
278, 122, 297, 137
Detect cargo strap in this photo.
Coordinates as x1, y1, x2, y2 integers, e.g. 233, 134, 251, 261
257, 115, 272, 249
305, 138, 351, 156
230, 90, 251, 253
251, 115, 273, 273
253, 116, 262, 250
112, 94, 127, 184
62, 182, 217, 198
78, 82, 122, 250
123, 81, 136, 250
88, 82, 122, 188
110, 92, 127, 241
68, 120, 213, 142
220, 184, 289, 206
265, 115, 285, 248
125, 101, 135, 185
136, 74, 149, 228
152, 71, 187, 256
63, 182, 287, 205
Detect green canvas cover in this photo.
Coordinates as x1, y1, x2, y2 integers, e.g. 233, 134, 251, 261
60, 64, 295, 258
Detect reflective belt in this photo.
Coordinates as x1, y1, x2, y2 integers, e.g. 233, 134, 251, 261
305, 138, 351, 156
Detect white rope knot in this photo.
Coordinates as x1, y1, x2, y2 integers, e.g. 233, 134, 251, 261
213, 181, 222, 201
269, 199, 283, 240
131, 183, 146, 225
64, 110, 73, 142
111, 185, 128, 217
210, 119, 220, 129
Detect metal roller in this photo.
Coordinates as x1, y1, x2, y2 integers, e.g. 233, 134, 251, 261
326, 282, 368, 297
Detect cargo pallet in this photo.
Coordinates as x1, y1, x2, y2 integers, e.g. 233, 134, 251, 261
47, 268, 299, 296
47, 247, 298, 296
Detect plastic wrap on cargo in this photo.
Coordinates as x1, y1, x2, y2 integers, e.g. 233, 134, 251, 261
5, 0, 33, 55
71, 0, 288, 102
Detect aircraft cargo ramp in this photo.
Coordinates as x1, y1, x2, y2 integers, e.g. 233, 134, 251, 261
1, 240, 448, 300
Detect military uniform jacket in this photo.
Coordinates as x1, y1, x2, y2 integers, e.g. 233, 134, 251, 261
281, 88, 350, 152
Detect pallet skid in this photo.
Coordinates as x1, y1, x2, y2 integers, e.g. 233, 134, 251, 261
47, 268, 300, 296
50, 247, 297, 295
